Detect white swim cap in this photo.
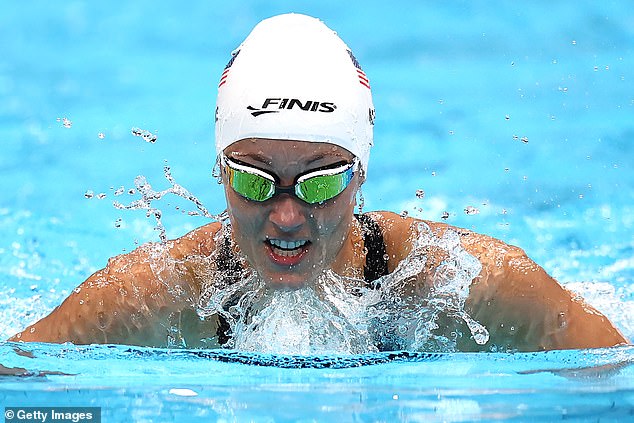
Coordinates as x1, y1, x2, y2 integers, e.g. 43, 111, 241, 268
215, 13, 375, 172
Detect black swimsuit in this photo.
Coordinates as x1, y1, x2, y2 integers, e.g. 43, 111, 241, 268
214, 213, 389, 345
355, 213, 389, 285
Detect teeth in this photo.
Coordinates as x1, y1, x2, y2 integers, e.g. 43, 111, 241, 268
268, 239, 308, 250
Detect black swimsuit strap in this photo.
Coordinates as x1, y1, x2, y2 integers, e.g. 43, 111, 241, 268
216, 230, 243, 280
355, 213, 389, 285
214, 229, 243, 346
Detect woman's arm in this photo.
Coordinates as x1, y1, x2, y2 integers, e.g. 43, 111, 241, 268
9, 222, 222, 347
462, 235, 628, 351
374, 211, 628, 351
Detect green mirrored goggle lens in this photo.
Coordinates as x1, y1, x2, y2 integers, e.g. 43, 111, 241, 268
223, 157, 356, 204
226, 165, 275, 202
295, 171, 353, 204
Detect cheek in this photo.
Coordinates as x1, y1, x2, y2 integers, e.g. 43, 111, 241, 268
224, 187, 262, 248
314, 194, 356, 244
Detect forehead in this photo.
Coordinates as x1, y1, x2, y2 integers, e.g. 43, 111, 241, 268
224, 138, 355, 163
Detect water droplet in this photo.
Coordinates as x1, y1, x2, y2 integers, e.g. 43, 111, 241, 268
505, 115, 510, 120
441, 211, 450, 220
62, 117, 72, 128
557, 312, 568, 329
464, 206, 480, 216
128, 189, 136, 195
131, 127, 157, 143
73, 287, 81, 294
400, 210, 409, 218
84, 190, 94, 199
473, 331, 488, 345
97, 193, 107, 200
594, 66, 599, 72
512, 135, 519, 141
520, 136, 529, 144
571, 40, 577, 45
383, 253, 390, 261
415, 189, 425, 199
98, 132, 106, 139
431, 171, 437, 177
114, 218, 122, 228
97, 312, 107, 329
29, 327, 36, 333
114, 186, 125, 196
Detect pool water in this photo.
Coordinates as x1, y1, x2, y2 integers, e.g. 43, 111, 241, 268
2, 343, 634, 421
1, 0, 633, 421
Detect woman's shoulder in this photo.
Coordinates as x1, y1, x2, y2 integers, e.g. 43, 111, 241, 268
364, 211, 526, 264
168, 221, 224, 259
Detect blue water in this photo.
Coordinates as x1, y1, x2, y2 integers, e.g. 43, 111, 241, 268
1, 0, 633, 421
2, 343, 634, 421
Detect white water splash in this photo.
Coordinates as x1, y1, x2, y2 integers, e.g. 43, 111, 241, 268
113, 164, 221, 242
195, 221, 487, 354
367, 222, 486, 351
231, 275, 379, 355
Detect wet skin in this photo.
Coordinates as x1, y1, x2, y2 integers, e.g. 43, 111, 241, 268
7, 139, 630, 351
222, 138, 362, 289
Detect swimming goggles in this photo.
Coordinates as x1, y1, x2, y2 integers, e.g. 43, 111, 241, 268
221, 155, 358, 204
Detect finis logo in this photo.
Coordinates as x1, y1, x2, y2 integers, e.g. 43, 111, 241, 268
247, 98, 337, 117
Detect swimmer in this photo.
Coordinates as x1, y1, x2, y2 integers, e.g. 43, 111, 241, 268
10, 14, 628, 352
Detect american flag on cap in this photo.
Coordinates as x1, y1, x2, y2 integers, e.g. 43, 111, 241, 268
218, 50, 241, 88
347, 50, 370, 89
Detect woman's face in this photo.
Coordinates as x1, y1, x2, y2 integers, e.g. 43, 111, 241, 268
222, 138, 361, 289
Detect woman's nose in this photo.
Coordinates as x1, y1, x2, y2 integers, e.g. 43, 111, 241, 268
269, 195, 306, 232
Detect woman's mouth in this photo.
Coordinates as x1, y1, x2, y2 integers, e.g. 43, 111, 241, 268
265, 238, 310, 266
